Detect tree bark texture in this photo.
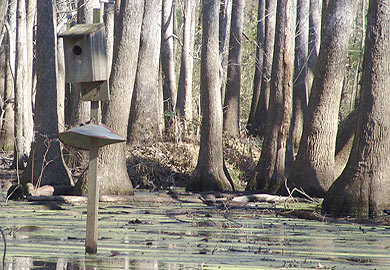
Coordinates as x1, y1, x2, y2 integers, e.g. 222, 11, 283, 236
247, 0, 265, 131
98, 0, 144, 195
104, 2, 115, 73
187, 0, 233, 192
0, 45, 4, 114
56, 1, 71, 133
247, 0, 295, 193
0, 34, 14, 151
334, 109, 357, 178
176, 0, 197, 132
161, 0, 177, 126
76, 0, 93, 24
250, 0, 277, 137
306, 0, 322, 96
24, 0, 35, 144
22, 0, 72, 187
0, 0, 7, 31
291, 0, 309, 147
287, 0, 359, 197
322, 1, 390, 218
219, 0, 232, 103
13, 0, 30, 168
223, 0, 244, 138
128, 0, 163, 143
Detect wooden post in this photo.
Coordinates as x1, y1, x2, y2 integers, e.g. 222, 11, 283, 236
85, 138, 99, 254
85, 5, 104, 255
90, 6, 104, 124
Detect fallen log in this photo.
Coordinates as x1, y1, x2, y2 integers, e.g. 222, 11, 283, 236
230, 193, 296, 204
27, 192, 203, 204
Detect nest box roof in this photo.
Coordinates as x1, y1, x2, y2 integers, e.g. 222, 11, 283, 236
59, 23, 104, 38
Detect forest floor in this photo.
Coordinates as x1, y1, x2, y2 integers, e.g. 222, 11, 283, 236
1, 141, 390, 269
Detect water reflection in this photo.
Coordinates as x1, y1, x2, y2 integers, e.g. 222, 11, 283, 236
5, 257, 187, 270
2, 188, 390, 270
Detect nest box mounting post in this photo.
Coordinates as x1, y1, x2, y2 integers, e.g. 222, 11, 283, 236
58, 6, 125, 255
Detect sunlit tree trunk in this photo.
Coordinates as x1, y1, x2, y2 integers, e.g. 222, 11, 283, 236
0, 0, 7, 30
219, 0, 232, 103
247, 0, 295, 193
13, 0, 29, 169
1, 0, 17, 153
161, 0, 177, 127
56, 1, 69, 132
103, 1, 115, 73
22, 0, 72, 187
0, 42, 4, 124
287, 0, 359, 197
247, 0, 265, 131
187, 0, 234, 192
24, 0, 35, 146
323, 0, 390, 217
291, 0, 309, 147
128, 0, 163, 143
176, 0, 197, 133
98, 0, 144, 195
306, 0, 322, 96
334, 109, 357, 178
250, 0, 277, 137
223, 0, 243, 138
0, 34, 14, 151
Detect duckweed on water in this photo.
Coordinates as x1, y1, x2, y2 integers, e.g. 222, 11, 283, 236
1, 188, 390, 270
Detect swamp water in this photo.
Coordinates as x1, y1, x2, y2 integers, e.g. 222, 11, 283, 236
1, 188, 390, 270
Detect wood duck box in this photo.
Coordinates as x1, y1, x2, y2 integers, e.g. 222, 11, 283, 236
59, 23, 107, 83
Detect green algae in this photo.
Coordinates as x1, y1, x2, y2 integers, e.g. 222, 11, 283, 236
1, 189, 390, 270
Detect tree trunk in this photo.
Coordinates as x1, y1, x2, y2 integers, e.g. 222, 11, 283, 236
250, 0, 277, 137
322, 0, 390, 217
291, 0, 309, 147
161, 0, 177, 127
128, 0, 163, 144
103, 2, 115, 73
0, 34, 14, 151
98, 0, 144, 195
13, 0, 29, 169
223, 0, 244, 138
176, 0, 197, 133
246, 0, 295, 193
187, 0, 233, 192
247, 0, 265, 131
22, 0, 72, 187
1, 0, 16, 153
24, 0, 35, 150
219, 0, 232, 103
306, 0, 322, 96
76, 0, 93, 24
287, 0, 359, 197
334, 109, 357, 178
0, 0, 7, 31
0, 41, 4, 126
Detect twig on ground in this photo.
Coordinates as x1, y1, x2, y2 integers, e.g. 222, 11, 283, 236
284, 179, 320, 203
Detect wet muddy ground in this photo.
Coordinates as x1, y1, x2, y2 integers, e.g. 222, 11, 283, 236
1, 168, 390, 269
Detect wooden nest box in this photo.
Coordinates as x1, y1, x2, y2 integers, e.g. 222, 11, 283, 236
59, 23, 109, 101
